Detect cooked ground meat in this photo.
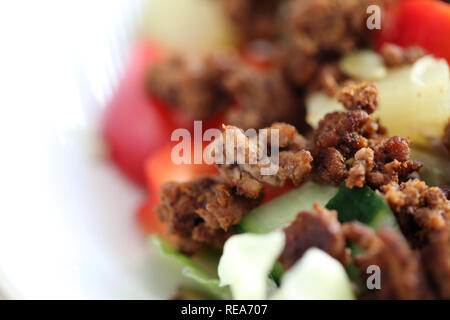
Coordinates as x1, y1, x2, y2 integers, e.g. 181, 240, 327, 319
312, 82, 422, 188
281, 46, 318, 88
364, 136, 423, 188
346, 147, 375, 189
440, 185, 450, 200
148, 54, 230, 119
307, 62, 347, 96
343, 222, 434, 300
422, 227, 450, 299
314, 83, 383, 157
210, 123, 313, 198
223, 64, 304, 130
281, 0, 378, 88
337, 81, 379, 113
286, 0, 369, 55
380, 43, 427, 68
156, 176, 261, 254
381, 179, 450, 247
240, 40, 282, 69
279, 203, 349, 269
148, 52, 306, 129
444, 118, 450, 152
314, 147, 348, 185
220, 0, 282, 40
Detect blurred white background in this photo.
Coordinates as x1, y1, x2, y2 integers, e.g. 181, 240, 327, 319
0, 0, 178, 299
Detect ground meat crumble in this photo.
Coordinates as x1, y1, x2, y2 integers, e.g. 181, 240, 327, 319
223, 65, 304, 130
156, 176, 261, 254
380, 43, 427, 68
381, 179, 450, 247
343, 222, 434, 300
422, 227, 450, 299
312, 81, 422, 188
148, 52, 307, 130
307, 62, 347, 96
440, 185, 450, 200
382, 179, 450, 300
279, 203, 349, 269
281, 0, 380, 89
210, 122, 313, 198
220, 0, 282, 40
148, 54, 230, 120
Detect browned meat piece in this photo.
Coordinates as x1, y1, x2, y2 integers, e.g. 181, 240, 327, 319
240, 40, 282, 69
382, 179, 450, 247
440, 185, 450, 200
156, 176, 261, 254
314, 83, 383, 156
209, 123, 313, 198
220, 0, 282, 40
286, 0, 366, 56
279, 203, 349, 269
444, 119, 450, 152
281, 47, 318, 87
337, 81, 379, 113
380, 43, 426, 67
223, 65, 304, 130
314, 147, 348, 185
366, 136, 423, 187
346, 147, 374, 188
281, 0, 380, 88
343, 222, 434, 300
422, 227, 450, 299
314, 110, 371, 158
148, 54, 230, 119
312, 82, 422, 188
308, 63, 347, 96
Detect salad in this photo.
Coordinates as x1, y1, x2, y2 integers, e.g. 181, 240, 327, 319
103, 0, 450, 300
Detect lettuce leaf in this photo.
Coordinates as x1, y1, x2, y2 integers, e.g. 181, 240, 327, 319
150, 236, 231, 299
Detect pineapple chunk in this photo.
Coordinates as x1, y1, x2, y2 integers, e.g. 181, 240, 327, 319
306, 92, 343, 129
374, 56, 450, 147
307, 53, 450, 148
339, 50, 387, 81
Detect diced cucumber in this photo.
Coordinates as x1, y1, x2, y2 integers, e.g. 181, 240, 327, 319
236, 182, 338, 234
325, 184, 398, 297
150, 236, 231, 300
326, 183, 398, 229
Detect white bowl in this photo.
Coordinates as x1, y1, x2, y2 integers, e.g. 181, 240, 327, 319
0, 0, 176, 299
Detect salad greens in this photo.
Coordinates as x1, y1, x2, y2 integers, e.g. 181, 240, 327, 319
237, 182, 338, 234
326, 183, 398, 229
151, 183, 399, 300
150, 235, 231, 299
325, 183, 398, 295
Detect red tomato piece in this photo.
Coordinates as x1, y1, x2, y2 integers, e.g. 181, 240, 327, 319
136, 197, 166, 234
145, 144, 218, 196
261, 183, 295, 204
102, 41, 177, 185
138, 144, 218, 233
376, 0, 450, 63
103, 40, 228, 186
